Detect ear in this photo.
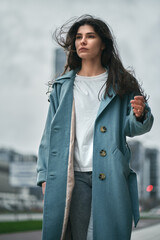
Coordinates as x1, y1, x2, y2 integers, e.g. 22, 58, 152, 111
101, 43, 105, 50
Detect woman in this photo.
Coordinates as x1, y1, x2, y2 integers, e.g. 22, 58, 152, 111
37, 15, 154, 240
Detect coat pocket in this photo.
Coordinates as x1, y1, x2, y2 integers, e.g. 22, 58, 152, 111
112, 147, 130, 178
47, 171, 56, 180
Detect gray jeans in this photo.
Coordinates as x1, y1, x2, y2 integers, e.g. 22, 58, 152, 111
69, 171, 93, 240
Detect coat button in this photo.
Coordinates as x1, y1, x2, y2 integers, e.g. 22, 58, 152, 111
100, 126, 107, 133
99, 173, 106, 180
100, 150, 107, 157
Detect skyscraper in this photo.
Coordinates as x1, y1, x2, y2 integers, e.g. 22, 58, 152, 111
55, 48, 66, 76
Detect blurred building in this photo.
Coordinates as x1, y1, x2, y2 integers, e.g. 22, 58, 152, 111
129, 141, 145, 199
55, 48, 66, 76
0, 149, 18, 194
129, 141, 160, 202
0, 148, 42, 212
145, 148, 159, 199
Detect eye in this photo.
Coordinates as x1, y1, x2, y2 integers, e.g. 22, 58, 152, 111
75, 35, 82, 40
88, 35, 95, 38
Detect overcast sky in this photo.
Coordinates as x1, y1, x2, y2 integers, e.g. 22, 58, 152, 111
0, 0, 159, 155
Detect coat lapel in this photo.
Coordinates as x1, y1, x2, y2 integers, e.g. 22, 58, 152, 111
96, 86, 116, 119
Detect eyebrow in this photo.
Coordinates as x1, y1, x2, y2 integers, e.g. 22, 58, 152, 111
76, 32, 96, 35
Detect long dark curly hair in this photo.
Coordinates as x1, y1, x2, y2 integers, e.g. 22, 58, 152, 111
53, 14, 146, 100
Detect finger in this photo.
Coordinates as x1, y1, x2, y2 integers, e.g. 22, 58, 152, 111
134, 96, 145, 102
130, 100, 145, 106
42, 183, 46, 195
43, 186, 46, 195
131, 101, 145, 117
130, 100, 145, 109
130, 99, 145, 106
133, 108, 142, 118
131, 103, 145, 112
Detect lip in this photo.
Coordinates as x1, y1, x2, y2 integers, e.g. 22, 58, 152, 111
79, 48, 88, 52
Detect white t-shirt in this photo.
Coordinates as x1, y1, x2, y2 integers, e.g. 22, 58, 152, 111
73, 71, 108, 171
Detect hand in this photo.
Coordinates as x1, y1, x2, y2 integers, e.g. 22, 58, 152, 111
130, 96, 145, 118
42, 182, 46, 196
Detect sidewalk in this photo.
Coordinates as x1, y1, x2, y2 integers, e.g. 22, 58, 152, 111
131, 223, 160, 240
0, 231, 41, 240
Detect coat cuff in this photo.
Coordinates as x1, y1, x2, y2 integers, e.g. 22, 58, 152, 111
37, 170, 47, 186
127, 103, 154, 137
131, 104, 152, 126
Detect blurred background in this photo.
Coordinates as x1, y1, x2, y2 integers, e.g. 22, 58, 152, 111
0, 0, 160, 237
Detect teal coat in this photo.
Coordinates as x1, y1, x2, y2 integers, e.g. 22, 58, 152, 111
37, 70, 154, 240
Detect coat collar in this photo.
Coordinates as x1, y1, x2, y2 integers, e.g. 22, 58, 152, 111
55, 70, 78, 84
55, 69, 117, 118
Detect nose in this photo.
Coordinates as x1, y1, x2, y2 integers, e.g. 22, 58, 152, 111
80, 36, 87, 45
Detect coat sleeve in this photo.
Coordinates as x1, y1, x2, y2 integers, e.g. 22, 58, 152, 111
36, 83, 60, 186
124, 95, 154, 137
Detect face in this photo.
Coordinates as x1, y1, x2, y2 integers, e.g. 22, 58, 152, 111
75, 24, 105, 61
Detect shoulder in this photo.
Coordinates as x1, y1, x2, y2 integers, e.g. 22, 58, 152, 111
52, 70, 77, 86
49, 69, 77, 101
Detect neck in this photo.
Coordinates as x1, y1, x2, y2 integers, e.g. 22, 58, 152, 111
77, 59, 106, 76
